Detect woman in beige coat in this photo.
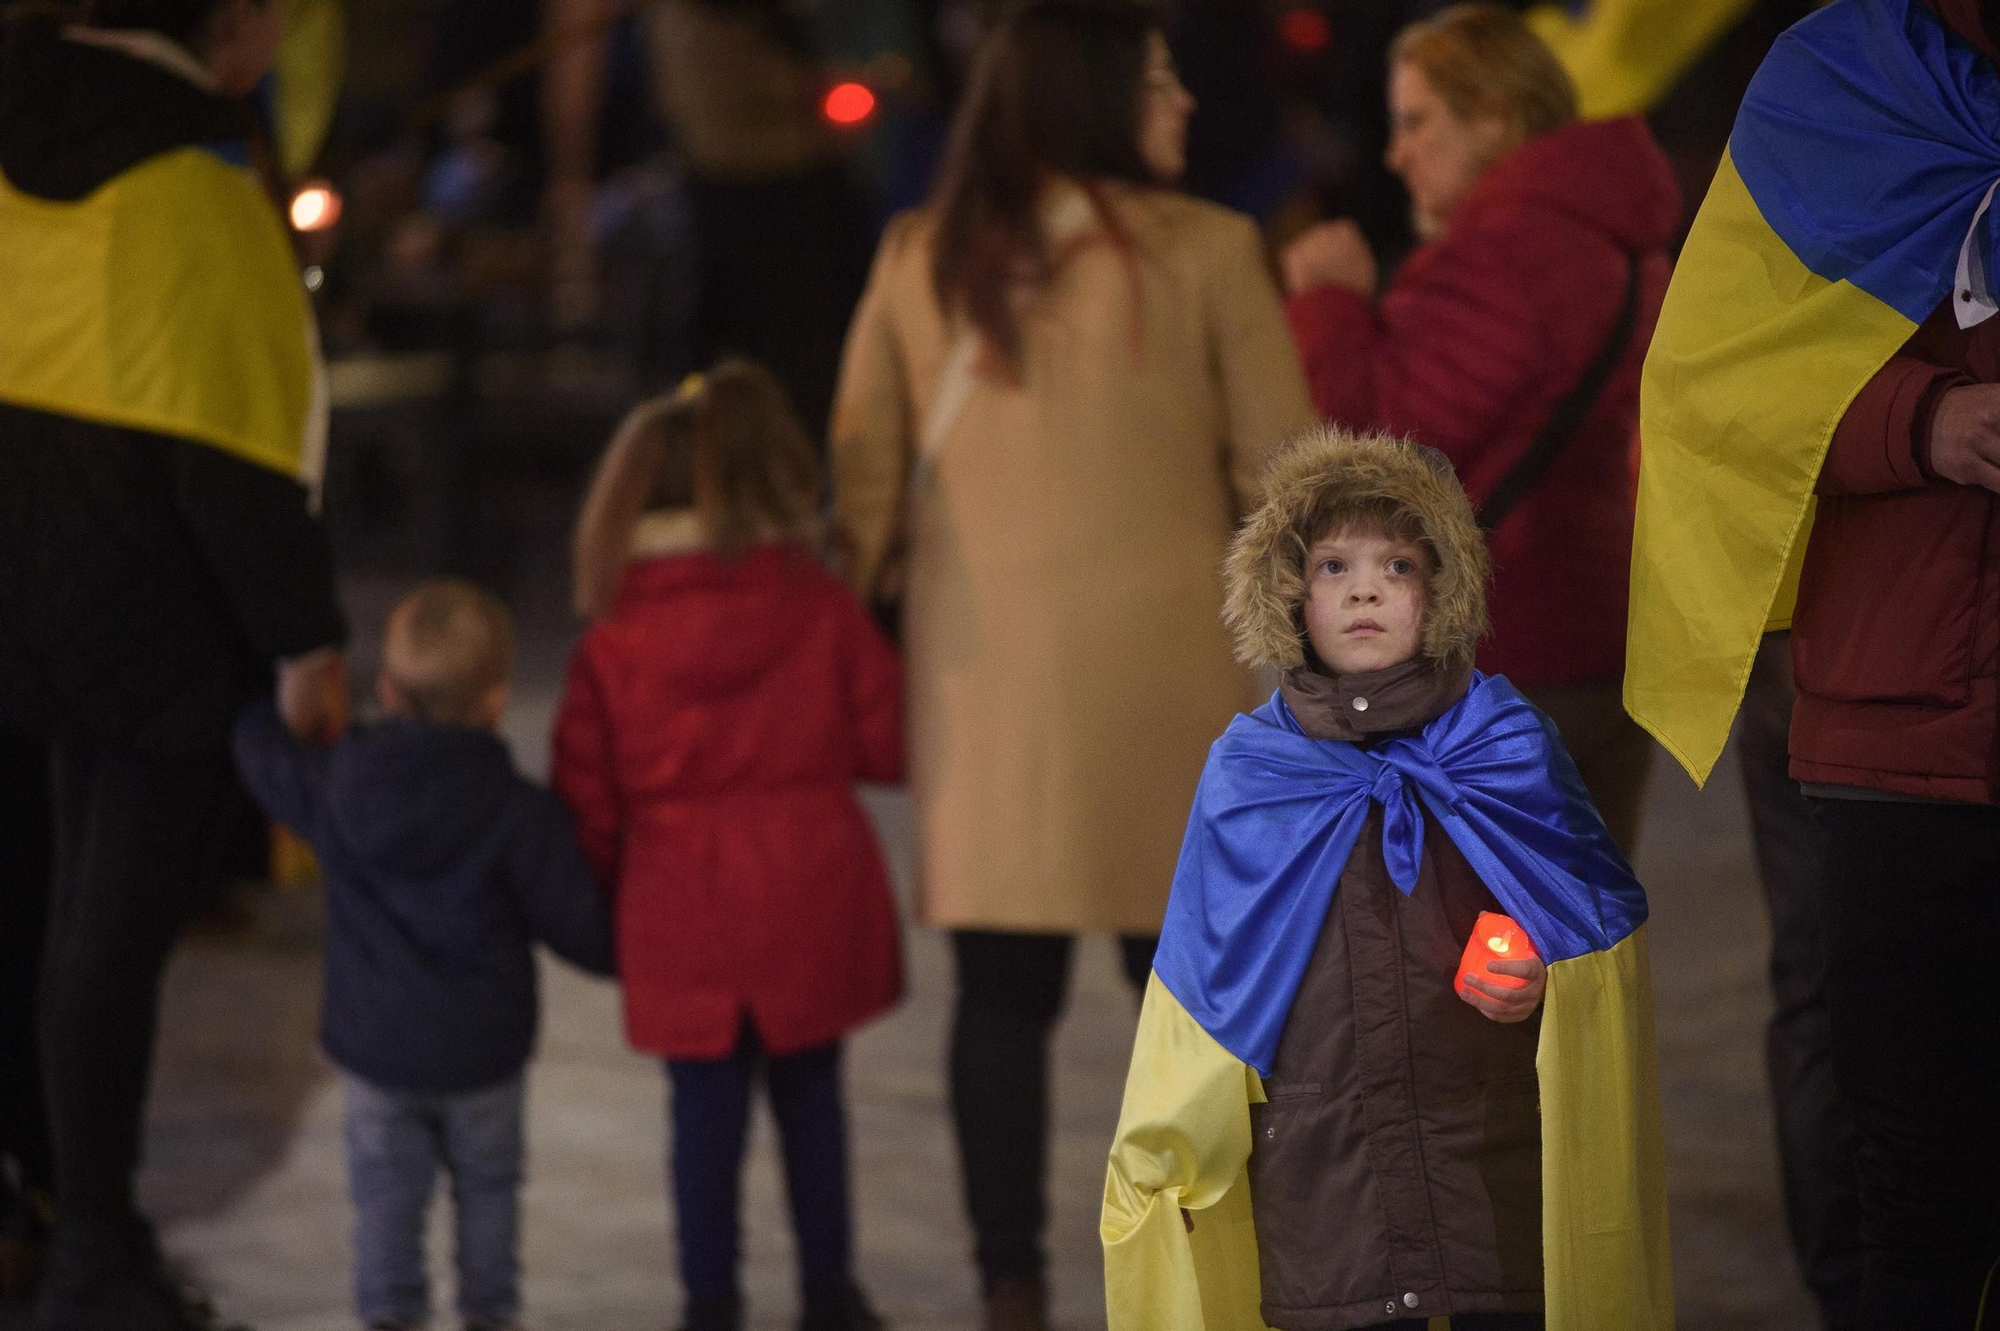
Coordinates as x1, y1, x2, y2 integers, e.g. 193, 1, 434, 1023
828, 4, 1311, 1327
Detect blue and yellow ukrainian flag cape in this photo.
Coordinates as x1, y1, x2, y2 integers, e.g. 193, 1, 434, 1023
0, 143, 318, 481
1102, 675, 1672, 1331
1627, 0, 2000, 782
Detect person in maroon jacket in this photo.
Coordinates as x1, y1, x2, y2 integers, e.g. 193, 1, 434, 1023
552, 361, 902, 1331
1785, 2, 2000, 1322
1279, 4, 1679, 854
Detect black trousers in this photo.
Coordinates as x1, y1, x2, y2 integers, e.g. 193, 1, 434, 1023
1739, 634, 1862, 1330
949, 930, 1154, 1290
666, 1023, 852, 1304
1813, 796, 2000, 1330
0, 732, 53, 1204
38, 737, 232, 1272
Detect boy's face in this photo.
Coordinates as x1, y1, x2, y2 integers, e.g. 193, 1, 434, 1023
1301, 525, 1429, 675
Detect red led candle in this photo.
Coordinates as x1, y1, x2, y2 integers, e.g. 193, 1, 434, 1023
1455, 911, 1540, 1000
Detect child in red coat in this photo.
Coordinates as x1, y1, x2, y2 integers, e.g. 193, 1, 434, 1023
551, 361, 904, 1331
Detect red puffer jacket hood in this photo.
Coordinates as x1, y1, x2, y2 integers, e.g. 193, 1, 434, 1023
1454, 115, 1681, 259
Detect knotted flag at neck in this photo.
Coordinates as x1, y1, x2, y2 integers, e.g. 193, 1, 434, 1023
1152, 672, 1647, 1077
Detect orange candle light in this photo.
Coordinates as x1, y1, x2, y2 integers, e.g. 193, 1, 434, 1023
1455, 911, 1540, 1000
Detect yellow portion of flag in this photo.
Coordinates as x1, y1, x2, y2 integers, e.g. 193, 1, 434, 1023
1627, 147, 1919, 783
1102, 973, 1268, 1331
276, 0, 346, 183
1527, 0, 1755, 118
1103, 940, 1674, 1330
0, 149, 314, 479
1538, 927, 1674, 1331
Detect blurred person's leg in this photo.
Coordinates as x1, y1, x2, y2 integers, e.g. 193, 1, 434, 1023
948, 930, 1072, 1311
1117, 935, 1157, 995
1739, 633, 1861, 1330
1522, 677, 1653, 856
34, 736, 230, 1326
667, 1023, 759, 1329
1816, 798, 2000, 1330
767, 1038, 876, 1329
344, 1075, 440, 1330
0, 732, 54, 1300
442, 1073, 525, 1329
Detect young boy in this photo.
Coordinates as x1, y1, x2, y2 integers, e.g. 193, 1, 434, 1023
1101, 428, 1672, 1331
234, 579, 615, 1331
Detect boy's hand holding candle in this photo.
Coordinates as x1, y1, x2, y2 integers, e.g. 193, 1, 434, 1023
1456, 911, 1547, 1023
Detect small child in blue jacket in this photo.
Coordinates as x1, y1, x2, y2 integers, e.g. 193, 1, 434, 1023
234, 578, 614, 1331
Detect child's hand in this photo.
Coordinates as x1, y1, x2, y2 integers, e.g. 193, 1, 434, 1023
1458, 958, 1546, 1023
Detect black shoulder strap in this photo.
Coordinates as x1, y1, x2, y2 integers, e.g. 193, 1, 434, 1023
1475, 253, 1643, 531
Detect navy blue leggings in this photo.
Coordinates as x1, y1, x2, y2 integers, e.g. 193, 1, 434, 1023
666, 1022, 851, 1303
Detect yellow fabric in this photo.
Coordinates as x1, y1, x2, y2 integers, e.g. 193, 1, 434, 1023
1102, 974, 1269, 1331
0, 149, 314, 479
1105, 939, 1674, 1330
276, 0, 346, 183
1538, 927, 1675, 1331
1624, 148, 1917, 783
1527, 0, 1755, 118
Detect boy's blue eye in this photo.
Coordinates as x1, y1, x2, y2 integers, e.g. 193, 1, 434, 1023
1319, 559, 1345, 576
1388, 558, 1416, 576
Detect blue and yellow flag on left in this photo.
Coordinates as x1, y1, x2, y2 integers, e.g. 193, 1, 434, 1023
1627, 0, 2000, 782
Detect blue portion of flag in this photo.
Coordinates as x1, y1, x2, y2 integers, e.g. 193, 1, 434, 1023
1151, 674, 1647, 1077
1731, 0, 2000, 322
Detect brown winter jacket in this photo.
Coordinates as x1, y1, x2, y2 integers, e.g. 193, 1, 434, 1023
1789, 0, 2000, 801
1247, 662, 1544, 1330
1224, 430, 1541, 1329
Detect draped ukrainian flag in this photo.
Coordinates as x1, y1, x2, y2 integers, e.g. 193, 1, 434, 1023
0, 143, 320, 482
1102, 676, 1672, 1331
1627, 0, 2000, 783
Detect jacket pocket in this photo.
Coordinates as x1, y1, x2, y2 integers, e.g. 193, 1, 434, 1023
1793, 487, 1992, 707
1248, 1092, 1388, 1315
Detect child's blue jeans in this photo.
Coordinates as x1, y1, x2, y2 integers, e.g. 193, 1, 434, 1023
342, 1071, 524, 1329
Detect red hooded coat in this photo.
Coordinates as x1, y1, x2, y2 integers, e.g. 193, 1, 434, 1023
1286, 116, 1680, 690
551, 541, 904, 1059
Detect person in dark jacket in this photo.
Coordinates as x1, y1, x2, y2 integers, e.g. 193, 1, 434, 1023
1279, 3, 1678, 855
236, 579, 614, 1331
0, 3, 348, 1328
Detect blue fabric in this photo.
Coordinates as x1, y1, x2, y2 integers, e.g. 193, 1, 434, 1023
1730, 0, 2000, 322
233, 699, 614, 1094
1152, 673, 1648, 1077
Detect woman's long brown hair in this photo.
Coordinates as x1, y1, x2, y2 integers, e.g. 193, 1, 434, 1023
928, 0, 1161, 373
572, 360, 822, 619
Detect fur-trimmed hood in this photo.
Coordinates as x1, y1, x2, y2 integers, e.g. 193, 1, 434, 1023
1224, 427, 1489, 673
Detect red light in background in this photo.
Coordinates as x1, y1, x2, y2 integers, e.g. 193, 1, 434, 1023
1278, 6, 1332, 55
823, 81, 877, 127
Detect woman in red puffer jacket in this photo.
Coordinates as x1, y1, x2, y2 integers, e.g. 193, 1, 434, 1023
552, 361, 901, 1331
1281, 5, 1679, 853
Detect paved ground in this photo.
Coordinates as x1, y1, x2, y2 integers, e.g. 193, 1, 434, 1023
5, 477, 1832, 1330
